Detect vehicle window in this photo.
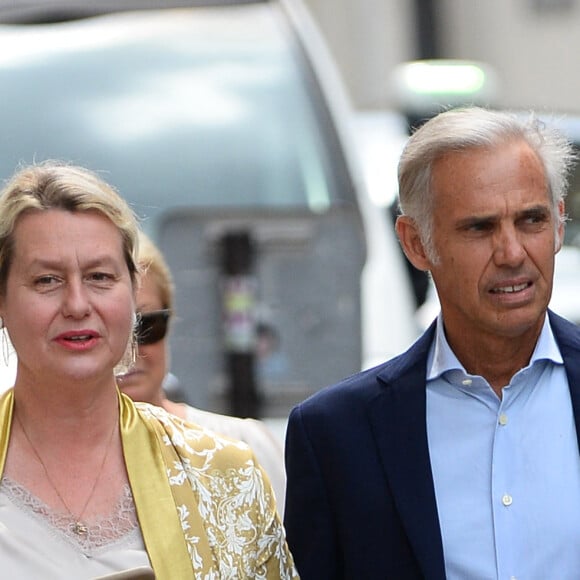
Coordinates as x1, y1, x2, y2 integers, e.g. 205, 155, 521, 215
0, 5, 352, 225
0, 3, 379, 412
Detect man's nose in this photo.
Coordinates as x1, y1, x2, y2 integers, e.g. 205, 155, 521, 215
493, 227, 526, 267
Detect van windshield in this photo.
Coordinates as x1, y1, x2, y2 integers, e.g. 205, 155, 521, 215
0, 5, 352, 227
0, 4, 368, 412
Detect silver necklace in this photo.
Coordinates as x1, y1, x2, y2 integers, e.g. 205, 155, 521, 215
15, 412, 116, 536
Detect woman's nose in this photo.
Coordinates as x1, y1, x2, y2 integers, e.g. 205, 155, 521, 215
61, 279, 91, 318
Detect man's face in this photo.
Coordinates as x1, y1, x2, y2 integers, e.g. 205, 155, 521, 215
427, 139, 563, 344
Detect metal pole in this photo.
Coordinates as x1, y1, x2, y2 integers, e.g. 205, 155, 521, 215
414, 0, 440, 59
220, 230, 261, 418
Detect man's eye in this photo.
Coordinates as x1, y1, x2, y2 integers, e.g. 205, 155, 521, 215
524, 214, 548, 224
467, 221, 492, 232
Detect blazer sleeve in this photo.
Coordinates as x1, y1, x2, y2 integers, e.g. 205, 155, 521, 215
284, 404, 342, 579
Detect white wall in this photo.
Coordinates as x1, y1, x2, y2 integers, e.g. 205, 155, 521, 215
439, 0, 580, 113
303, 0, 580, 114
302, 0, 415, 108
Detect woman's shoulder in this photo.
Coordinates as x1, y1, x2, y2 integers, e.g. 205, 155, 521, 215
134, 400, 279, 513
182, 404, 264, 437
181, 405, 282, 454
131, 403, 296, 576
134, 401, 257, 466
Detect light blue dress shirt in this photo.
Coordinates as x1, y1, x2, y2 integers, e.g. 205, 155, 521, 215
427, 314, 580, 580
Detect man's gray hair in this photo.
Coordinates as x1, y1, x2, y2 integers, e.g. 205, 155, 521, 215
397, 107, 577, 262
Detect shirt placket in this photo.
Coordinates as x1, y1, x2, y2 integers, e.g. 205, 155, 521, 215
491, 384, 518, 580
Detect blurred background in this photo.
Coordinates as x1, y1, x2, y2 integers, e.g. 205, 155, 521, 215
1, 0, 580, 440
304, 0, 580, 113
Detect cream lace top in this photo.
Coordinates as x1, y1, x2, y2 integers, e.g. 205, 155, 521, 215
0, 477, 151, 578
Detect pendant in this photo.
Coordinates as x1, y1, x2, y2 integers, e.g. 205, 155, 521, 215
72, 521, 88, 535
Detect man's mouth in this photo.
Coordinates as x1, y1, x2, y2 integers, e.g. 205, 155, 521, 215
491, 282, 531, 294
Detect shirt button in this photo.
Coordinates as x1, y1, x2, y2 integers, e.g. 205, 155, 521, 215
502, 494, 513, 506
462, 378, 472, 386
499, 414, 508, 426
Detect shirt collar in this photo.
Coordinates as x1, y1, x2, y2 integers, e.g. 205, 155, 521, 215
427, 312, 563, 381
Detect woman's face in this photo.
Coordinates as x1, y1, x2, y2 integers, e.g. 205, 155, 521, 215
116, 270, 169, 404
0, 209, 135, 387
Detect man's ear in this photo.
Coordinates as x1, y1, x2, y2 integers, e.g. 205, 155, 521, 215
395, 215, 432, 271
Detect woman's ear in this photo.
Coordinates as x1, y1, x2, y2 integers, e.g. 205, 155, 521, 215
395, 215, 432, 272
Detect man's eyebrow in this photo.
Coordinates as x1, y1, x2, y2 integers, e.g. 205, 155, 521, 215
454, 204, 552, 228
516, 205, 551, 218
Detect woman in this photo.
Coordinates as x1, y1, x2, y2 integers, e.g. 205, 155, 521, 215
117, 233, 287, 516
0, 161, 298, 579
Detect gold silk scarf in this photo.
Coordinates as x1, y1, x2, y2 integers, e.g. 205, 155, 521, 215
119, 391, 197, 578
0, 390, 298, 579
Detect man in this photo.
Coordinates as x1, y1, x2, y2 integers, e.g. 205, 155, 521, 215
284, 107, 580, 579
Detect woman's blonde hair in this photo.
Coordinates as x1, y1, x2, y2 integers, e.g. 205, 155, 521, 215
0, 161, 140, 294
138, 231, 175, 313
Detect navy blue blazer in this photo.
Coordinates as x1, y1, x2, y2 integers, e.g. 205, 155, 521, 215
284, 311, 580, 579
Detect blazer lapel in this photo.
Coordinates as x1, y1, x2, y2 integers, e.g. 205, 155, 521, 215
549, 310, 580, 450
367, 331, 446, 580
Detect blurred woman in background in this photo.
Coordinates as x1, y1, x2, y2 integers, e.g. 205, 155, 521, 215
117, 232, 287, 515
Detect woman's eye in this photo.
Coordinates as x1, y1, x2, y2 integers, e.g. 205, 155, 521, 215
88, 272, 115, 283
35, 275, 58, 286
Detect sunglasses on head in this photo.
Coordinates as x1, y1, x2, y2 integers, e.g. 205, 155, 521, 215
136, 309, 171, 345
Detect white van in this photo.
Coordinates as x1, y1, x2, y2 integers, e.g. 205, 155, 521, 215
0, 0, 419, 414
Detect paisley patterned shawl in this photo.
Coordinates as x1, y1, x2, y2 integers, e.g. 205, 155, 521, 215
0, 390, 298, 580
